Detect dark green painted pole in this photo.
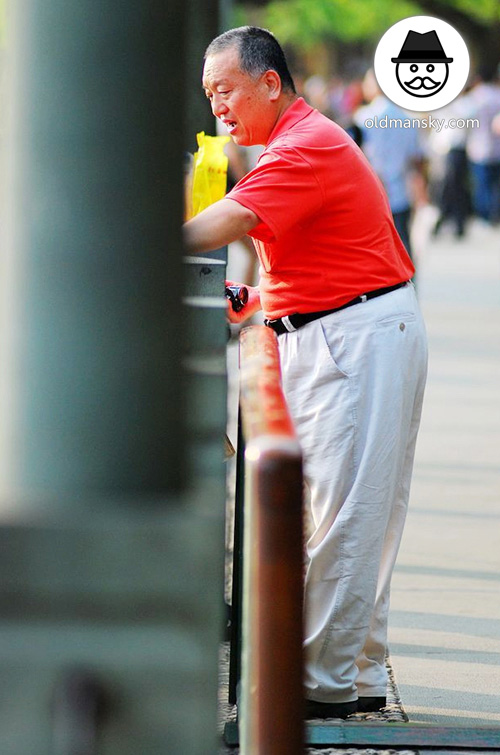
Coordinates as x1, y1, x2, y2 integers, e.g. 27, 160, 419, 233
2, 0, 185, 500
185, 0, 221, 150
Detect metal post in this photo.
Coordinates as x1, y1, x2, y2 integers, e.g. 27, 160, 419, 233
0, 3, 226, 753
238, 326, 304, 755
185, 0, 220, 151
228, 406, 246, 705
1, 0, 185, 501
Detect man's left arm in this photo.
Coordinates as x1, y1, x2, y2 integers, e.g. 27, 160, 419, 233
183, 197, 260, 254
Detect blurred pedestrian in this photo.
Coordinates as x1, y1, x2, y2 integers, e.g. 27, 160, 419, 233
428, 96, 471, 238
462, 66, 500, 224
355, 69, 424, 258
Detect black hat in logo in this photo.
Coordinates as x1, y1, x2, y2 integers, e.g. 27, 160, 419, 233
391, 30, 453, 63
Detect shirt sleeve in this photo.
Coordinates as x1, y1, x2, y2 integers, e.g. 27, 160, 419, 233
226, 147, 324, 242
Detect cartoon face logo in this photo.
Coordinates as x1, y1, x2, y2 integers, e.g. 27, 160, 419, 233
375, 17, 469, 111
395, 61, 449, 97
391, 30, 453, 99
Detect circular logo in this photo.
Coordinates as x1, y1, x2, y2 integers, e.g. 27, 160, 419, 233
374, 16, 470, 111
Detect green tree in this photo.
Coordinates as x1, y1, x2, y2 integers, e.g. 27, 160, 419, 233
416, 0, 500, 73
263, 0, 419, 48
239, 0, 500, 73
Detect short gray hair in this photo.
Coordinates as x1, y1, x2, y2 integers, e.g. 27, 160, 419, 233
205, 26, 296, 94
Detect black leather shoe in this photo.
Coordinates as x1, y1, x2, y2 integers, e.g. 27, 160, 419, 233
357, 696, 386, 712
305, 699, 357, 719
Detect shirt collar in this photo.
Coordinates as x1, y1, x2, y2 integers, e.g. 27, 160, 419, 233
266, 97, 314, 147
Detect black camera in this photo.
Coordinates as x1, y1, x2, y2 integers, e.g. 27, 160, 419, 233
225, 285, 249, 313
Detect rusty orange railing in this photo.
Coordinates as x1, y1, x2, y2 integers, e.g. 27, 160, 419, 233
238, 325, 304, 755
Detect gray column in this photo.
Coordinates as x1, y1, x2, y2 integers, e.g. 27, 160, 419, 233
185, 0, 221, 149
0, 4, 227, 754
1, 0, 186, 501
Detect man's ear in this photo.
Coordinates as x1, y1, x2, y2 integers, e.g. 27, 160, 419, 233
263, 69, 282, 101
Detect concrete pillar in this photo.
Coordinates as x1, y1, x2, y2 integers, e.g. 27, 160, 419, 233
0, 3, 226, 753
1, 0, 186, 502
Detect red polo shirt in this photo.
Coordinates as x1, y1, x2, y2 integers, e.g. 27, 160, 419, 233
226, 97, 414, 319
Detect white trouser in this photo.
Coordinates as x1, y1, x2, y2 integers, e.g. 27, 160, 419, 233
277, 283, 428, 703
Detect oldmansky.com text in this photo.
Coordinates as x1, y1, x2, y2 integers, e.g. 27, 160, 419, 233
364, 115, 480, 134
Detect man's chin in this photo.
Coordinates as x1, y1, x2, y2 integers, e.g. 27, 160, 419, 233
232, 134, 248, 146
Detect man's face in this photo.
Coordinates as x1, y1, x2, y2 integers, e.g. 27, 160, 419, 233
395, 62, 449, 97
203, 47, 275, 146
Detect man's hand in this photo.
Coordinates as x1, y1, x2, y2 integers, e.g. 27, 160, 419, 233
183, 198, 260, 254
225, 280, 262, 324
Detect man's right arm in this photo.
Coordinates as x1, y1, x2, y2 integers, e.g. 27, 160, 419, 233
183, 197, 260, 254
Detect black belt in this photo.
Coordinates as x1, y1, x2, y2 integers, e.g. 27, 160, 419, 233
264, 281, 409, 335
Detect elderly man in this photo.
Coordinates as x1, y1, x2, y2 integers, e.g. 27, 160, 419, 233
184, 26, 427, 720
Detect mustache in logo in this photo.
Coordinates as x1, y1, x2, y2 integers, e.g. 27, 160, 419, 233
404, 76, 440, 90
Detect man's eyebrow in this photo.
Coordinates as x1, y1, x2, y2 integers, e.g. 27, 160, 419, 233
202, 78, 231, 90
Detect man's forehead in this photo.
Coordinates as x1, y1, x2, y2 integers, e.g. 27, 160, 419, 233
203, 47, 242, 85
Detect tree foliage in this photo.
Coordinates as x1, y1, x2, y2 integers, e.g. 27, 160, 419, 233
439, 0, 500, 24
239, 0, 500, 58
261, 0, 420, 49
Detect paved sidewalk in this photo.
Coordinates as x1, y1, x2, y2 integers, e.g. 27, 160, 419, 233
389, 214, 500, 728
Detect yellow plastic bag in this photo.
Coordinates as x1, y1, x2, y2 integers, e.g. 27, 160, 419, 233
185, 132, 234, 458
189, 131, 230, 218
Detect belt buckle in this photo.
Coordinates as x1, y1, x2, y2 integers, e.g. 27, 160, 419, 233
265, 317, 292, 335
281, 315, 298, 332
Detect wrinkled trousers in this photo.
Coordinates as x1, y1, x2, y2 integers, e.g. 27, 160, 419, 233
277, 283, 428, 703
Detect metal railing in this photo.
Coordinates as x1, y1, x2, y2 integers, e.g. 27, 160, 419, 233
237, 325, 304, 755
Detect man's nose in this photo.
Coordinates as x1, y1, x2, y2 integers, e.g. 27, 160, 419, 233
211, 94, 228, 118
